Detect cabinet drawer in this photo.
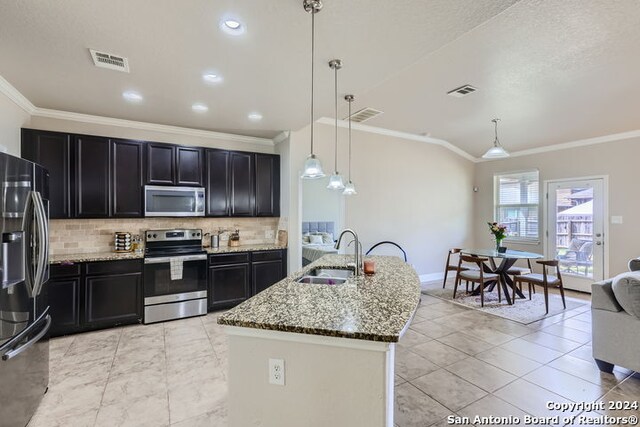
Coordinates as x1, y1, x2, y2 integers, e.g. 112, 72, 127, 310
50, 263, 81, 278
209, 252, 250, 266
251, 250, 282, 262
84, 259, 142, 276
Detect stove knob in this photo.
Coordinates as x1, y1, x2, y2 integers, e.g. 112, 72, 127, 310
147, 234, 151, 239
153, 234, 157, 238
192, 233, 196, 237
196, 232, 201, 237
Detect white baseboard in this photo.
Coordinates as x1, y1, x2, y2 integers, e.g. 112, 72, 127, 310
419, 272, 444, 283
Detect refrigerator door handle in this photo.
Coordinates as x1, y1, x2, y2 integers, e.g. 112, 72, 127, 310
0, 306, 50, 354
20, 190, 36, 297
31, 191, 48, 297
1, 314, 51, 361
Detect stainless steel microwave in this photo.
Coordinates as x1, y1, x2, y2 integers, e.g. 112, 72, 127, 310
144, 185, 205, 217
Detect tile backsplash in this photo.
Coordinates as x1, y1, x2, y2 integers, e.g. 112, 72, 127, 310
50, 217, 280, 255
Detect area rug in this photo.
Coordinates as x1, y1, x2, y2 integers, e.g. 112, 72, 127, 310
422, 281, 588, 324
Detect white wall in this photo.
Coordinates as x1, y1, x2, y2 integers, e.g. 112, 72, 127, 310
0, 90, 30, 155
302, 177, 343, 233
286, 122, 475, 276
474, 137, 640, 277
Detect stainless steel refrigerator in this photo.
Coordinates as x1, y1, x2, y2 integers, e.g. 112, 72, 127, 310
0, 152, 50, 427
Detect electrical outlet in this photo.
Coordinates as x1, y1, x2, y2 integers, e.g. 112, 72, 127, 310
269, 358, 285, 386
265, 230, 275, 239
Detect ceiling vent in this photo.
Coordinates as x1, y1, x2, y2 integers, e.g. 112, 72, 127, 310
345, 107, 383, 123
89, 49, 130, 73
447, 84, 477, 98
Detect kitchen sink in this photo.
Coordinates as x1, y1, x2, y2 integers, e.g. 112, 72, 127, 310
305, 267, 355, 279
296, 276, 348, 285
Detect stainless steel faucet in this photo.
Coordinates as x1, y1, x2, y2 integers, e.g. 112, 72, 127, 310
335, 229, 361, 276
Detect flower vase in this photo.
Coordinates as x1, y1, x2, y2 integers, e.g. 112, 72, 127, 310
495, 238, 502, 251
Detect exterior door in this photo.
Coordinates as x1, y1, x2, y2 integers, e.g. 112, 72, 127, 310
546, 178, 605, 292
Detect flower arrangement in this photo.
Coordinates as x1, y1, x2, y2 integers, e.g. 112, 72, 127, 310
488, 222, 507, 250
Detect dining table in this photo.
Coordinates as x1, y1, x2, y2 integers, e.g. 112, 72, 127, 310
460, 248, 544, 305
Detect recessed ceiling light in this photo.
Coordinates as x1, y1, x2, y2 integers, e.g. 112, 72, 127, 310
248, 112, 263, 122
192, 103, 208, 113
203, 73, 223, 84
220, 17, 245, 35
122, 91, 143, 102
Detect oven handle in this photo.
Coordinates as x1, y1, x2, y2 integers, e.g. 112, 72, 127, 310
144, 254, 207, 264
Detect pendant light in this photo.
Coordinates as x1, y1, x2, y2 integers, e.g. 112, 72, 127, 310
342, 94, 357, 196
301, 0, 325, 179
482, 118, 510, 159
327, 59, 345, 190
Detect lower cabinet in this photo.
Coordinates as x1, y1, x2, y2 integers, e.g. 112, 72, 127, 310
47, 259, 143, 337
208, 249, 287, 311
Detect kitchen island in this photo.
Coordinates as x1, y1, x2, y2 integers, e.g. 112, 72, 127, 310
218, 254, 421, 427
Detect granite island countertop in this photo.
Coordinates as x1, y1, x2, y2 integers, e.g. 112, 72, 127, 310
217, 254, 421, 342
50, 244, 287, 264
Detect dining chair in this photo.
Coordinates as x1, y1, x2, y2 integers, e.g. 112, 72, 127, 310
506, 259, 534, 294
442, 248, 477, 290
454, 255, 502, 307
513, 260, 566, 314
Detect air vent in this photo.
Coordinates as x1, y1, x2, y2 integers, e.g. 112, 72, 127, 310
447, 84, 477, 98
345, 107, 383, 123
89, 49, 130, 73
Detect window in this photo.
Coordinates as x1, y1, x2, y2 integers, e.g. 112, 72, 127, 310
494, 170, 539, 242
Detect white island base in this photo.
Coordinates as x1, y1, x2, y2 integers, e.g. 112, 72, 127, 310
225, 326, 396, 427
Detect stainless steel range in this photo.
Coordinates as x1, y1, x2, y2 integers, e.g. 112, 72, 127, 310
143, 229, 207, 324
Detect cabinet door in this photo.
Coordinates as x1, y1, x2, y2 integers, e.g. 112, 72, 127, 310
111, 140, 143, 217
255, 154, 280, 217
205, 149, 230, 216
84, 273, 142, 327
75, 136, 110, 218
176, 147, 204, 186
21, 129, 73, 219
230, 152, 255, 217
146, 143, 175, 185
48, 277, 81, 336
208, 263, 250, 309
252, 260, 284, 295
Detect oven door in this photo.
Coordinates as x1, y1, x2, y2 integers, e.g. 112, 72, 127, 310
143, 254, 207, 300
144, 185, 205, 217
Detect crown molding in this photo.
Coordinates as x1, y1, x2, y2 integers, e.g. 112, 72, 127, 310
273, 131, 290, 145
32, 108, 275, 146
0, 75, 36, 114
317, 117, 477, 162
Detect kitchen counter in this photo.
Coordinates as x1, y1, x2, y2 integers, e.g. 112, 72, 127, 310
49, 244, 287, 264
218, 254, 421, 342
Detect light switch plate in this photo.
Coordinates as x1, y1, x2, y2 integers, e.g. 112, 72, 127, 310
611, 216, 623, 224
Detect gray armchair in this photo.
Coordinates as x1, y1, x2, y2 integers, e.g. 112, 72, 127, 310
591, 260, 640, 373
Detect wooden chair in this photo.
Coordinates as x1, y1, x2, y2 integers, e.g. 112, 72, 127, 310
506, 259, 534, 295
454, 255, 501, 307
513, 260, 566, 314
442, 248, 479, 289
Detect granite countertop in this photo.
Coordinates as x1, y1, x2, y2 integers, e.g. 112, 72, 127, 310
217, 254, 421, 342
49, 244, 287, 264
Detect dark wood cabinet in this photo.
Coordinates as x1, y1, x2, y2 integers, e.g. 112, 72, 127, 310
47, 260, 142, 336
177, 147, 204, 186
230, 152, 255, 216
84, 272, 142, 327
205, 149, 230, 216
255, 154, 280, 217
208, 252, 251, 309
111, 140, 143, 217
251, 250, 287, 294
75, 136, 110, 218
146, 143, 175, 185
47, 277, 81, 336
21, 129, 73, 219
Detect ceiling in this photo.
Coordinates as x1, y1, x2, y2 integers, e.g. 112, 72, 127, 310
1, 0, 639, 157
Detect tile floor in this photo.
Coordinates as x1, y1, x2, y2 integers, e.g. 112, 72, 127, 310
28, 284, 640, 427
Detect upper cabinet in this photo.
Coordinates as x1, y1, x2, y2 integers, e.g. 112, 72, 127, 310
21, 129, 279, 218
21, 129, 73, 219
145, 143, 203, 187
255, 154, 280, 217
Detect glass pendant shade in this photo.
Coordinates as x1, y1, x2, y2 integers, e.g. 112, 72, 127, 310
327, 173, 345, 190
301, 154, 325, 179
482, 145, 509, 159
342, 181, 357, 196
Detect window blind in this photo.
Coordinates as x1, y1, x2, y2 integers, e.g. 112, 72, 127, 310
494, 170, 539, 241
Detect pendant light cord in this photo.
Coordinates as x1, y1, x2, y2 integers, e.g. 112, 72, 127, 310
310, 10, 315, 155
334, 64, 338, 172
493, 118, 500, 147
348, 98, 352, 181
